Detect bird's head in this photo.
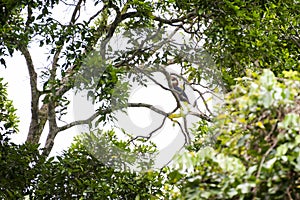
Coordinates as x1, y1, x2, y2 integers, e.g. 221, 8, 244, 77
171, 75, 178, 87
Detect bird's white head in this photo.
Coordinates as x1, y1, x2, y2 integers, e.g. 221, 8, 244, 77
171, 75, 179, 87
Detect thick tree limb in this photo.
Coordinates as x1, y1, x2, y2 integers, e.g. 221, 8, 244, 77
31, 0, 86, 147
42, 98, 58, 156
19, 45, 40, 143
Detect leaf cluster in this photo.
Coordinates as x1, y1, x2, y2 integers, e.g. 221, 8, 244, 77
31, 130, 164, 199
202, 0, 300, 88
168, 70, 300, 199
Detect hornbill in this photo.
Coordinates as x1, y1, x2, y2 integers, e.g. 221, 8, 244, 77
171, 75, 190, 104
169, 75, 191, 144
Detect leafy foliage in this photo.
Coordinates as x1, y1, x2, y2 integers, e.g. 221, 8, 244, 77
202, 0, 300, 88
169, 70, 300, 199
0, 78, 44, 199
0, 78, 18, 134
1, 0, 300, 199
0, 141, 43, 199
32, 130, 164, 199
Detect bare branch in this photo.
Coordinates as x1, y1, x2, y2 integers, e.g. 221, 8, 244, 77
86, 5, 107, 25
183, 117, 191, 144
173, 119, 189, 145
70, 0, 83, 24
57, 102, 170, 134
189, 111, 212, 122
128, 102, 169, 117
152, 10, 198, 25
128, 116, 168, 144
61, 0, 77, 6
57, 109, 109, 132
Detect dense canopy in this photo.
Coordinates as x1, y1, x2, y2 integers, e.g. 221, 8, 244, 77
0, 0, 299, 199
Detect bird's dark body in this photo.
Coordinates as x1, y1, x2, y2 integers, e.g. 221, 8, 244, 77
173, 86, 189, 103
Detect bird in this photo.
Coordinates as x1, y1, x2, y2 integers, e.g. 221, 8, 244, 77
171, 75, 190, 104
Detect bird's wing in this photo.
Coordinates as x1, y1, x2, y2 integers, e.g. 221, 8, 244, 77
174, 86, 190, 103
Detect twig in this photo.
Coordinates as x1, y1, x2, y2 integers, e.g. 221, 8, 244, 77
128, 116, 168, 144
253, 139, 278, 199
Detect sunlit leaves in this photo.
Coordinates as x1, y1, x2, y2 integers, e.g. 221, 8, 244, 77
169, 69, 300, 199
216, 70, 300, 198
32, 130, 164, 199
0, 78, 19, 134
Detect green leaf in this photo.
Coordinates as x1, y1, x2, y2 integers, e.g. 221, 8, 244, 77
276, 143, 288, 157
264, 157, 276, 169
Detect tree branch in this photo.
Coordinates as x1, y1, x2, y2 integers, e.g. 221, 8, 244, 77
127, 102, 169, 117
86, 5, 107, 25
152, 10, 198, 25
173, 118, 189, 145
170, 72, 214, 117
57, 109, 111, 132
19, 45, 41, 143
42, 97, 58, 156
42, 45, 63, 156
128, 116, 168, 144
70, 0, 83, 24
57, 102, 170, 134
252, 138, 278, 198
